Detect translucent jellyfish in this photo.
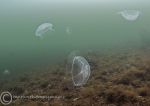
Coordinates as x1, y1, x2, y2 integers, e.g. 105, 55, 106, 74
117, 10, 141, 21
66, 27, 71, 35
3, 69, 10, 75
71, 56, 91, 86
35, 23, 54, 38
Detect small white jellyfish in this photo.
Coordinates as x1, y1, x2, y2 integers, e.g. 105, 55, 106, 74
66, 27, 71, 35
35, 23, 54, 38
117, 10, 141, 21
71, 56, 91, 86
3, 69, 10, 75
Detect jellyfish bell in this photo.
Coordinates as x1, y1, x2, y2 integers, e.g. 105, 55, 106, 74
35, 23, 54, 38
118, 10, 141, 21
71, 56, 91, 86
66, 51, 91, 86
3, 69, 10, 75
66, 27, 71, 35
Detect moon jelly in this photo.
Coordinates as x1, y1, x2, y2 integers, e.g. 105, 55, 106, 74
71, 56, 91, 86
35, 23, 54, 38
118, 10, 141, 21
3, 69, 10, 75
66, 27, 71, 35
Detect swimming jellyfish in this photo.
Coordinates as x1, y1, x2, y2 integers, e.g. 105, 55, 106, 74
71, 56, 91, 86
35, 23, 54, 38
117, 10, 141, 21
66, 27, 71, 35
3, 69, 10, 75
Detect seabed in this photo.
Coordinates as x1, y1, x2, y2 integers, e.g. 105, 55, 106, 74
0, 48, 150, 106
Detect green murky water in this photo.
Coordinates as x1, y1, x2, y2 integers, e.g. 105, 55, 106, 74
0, 0, 150, 78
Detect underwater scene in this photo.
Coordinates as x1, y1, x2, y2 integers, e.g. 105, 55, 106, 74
0, 0, 150, 105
